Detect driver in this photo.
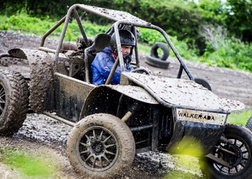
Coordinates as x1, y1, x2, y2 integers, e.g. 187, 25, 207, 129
91, 29, 135, 85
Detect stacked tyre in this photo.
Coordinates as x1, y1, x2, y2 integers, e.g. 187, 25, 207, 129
145, 42, 170, 69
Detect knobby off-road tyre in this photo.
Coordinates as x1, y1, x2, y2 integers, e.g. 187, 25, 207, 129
67, 113, 135, 179
0, 70, 29, 136
245, 117, 252, 131
202, 124, 252, 179
29, 52, 53, 113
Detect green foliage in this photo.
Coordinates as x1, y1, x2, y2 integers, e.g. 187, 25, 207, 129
1, 13, 52, 35
199, 36, 252, 72
0, 148, 57, 178
198, 0, 227, 25
0, 12, 109, 42
198, 24, 252, 72
164, 170, 203, 179
1, 0, 252, 52
138, 28, 165, 45
227, 109, 252, 126
0, 8, 251, 73
225, 0, 252, 42
169, 36, 199, 61
134, 0, 204, 49
164, 154, 203, 179
0, 16, 9, 30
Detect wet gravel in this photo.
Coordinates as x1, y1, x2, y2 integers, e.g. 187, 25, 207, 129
11, 113, 203, 178
13, 114, 72, 146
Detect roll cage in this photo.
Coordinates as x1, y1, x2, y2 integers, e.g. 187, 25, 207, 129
39, 4, 194, 84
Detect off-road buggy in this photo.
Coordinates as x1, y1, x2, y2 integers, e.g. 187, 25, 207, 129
0, 4, 251, 179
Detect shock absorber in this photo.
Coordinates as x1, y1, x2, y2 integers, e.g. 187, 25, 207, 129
121, 101, 142, 122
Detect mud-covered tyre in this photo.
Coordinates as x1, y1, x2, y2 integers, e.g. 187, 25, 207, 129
150, 42, 169, 61
201, 124, 252, 179
0, 70, 29, 136
194, 77, 212, 91
0, 56, 28, 66
67, 113, 135, 179
145, 54, 170, 69
245, 117, 252, 131
26, 49, 53, 113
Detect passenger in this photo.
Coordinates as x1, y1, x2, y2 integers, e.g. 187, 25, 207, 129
91, 30, 135, 85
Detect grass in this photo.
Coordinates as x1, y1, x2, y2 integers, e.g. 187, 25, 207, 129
164, 171, 203, 179
0, 13, 94, 42
0, 147, 58, 178
227, 108, 252, 126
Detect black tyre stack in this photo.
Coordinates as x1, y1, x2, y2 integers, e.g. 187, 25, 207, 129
145, 42, 170, 69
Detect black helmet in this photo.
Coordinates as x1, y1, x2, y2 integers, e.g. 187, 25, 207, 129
110, 30, 136, 51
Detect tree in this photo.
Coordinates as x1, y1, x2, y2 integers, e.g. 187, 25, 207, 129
225, 0, 252, 42
197, 0, 227, 26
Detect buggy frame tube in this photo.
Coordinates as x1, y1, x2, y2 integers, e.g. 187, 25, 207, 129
40, 16, 66, 47
109, 20, 194, 80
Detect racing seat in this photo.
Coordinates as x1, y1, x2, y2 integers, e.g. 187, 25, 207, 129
84, 34, 111, 83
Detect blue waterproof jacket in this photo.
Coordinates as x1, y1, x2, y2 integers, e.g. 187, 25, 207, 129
91, 47, 132, 85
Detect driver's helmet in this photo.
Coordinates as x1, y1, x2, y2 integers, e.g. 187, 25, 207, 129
110, 29, 136, 53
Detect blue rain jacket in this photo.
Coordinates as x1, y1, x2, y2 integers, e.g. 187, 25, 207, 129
91, 47, 132, 85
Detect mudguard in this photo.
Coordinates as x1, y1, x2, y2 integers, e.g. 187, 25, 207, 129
8, 48, 55, 113
108, 85, 158, 104
81, 85, 158, 118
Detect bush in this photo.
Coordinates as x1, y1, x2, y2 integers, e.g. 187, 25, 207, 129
199, 24, 252, 72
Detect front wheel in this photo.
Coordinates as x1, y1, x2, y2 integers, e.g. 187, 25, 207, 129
201, 124, 252, 179
67, 113, 135, 179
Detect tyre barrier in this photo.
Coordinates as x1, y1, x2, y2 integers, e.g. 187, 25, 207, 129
145, 54, 170, 69
150, 42, 169, 61
145, 42, 170, 69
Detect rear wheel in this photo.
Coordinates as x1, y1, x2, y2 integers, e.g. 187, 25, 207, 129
201, 124, 252, 179
67, 113, 135, 179
0, 70, 29, 136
